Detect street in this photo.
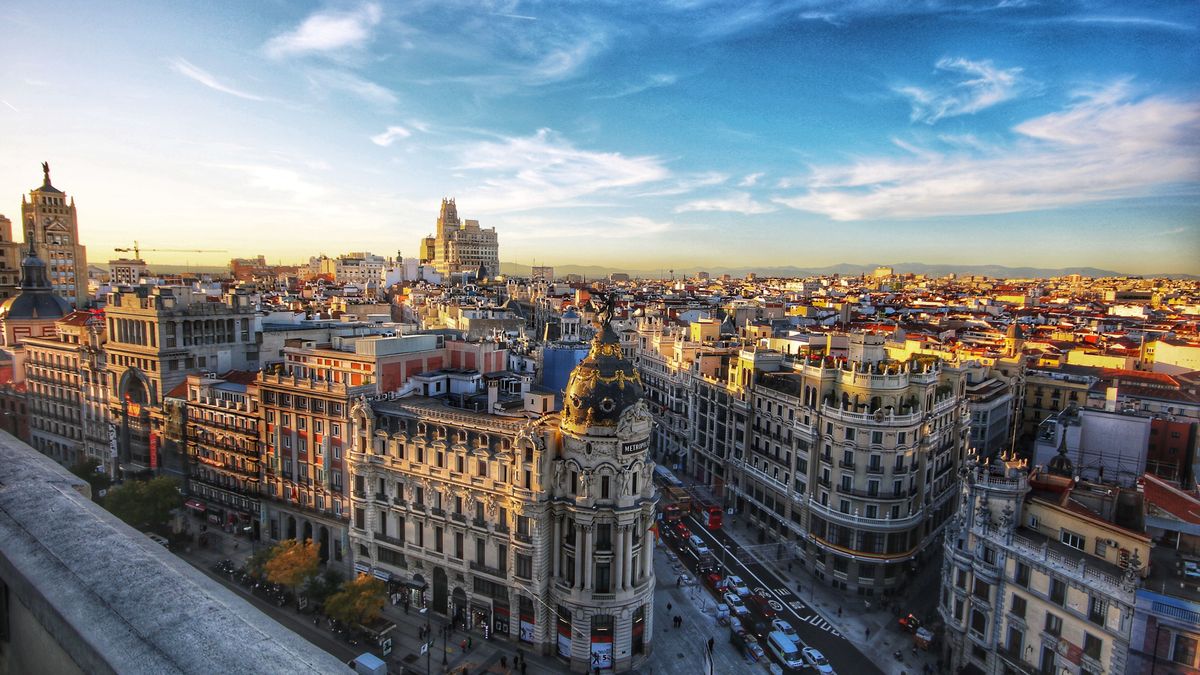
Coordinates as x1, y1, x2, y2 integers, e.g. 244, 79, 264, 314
674, 514, 884, 675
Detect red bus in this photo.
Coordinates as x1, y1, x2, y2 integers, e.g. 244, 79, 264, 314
696, 504, 723, 530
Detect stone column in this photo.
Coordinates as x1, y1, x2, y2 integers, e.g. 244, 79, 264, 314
552, 515, 561, 577
584, 526, 595, 590
613, 527, 624, 592
574, 525, 584, 589
624, 527, 635, 589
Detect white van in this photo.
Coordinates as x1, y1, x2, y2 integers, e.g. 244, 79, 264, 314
766, 631, 805, 670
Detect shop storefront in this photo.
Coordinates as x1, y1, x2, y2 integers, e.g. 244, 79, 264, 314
556, 606, 571, 659
518, 596, 535, 644
590, 615, 613, 671
492, 599, 510, 639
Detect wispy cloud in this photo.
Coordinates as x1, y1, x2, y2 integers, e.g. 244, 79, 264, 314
504, 215, 678, 240
491, 12, 536, 21
223, 164, 329, 203
371, 126, 411, 146
592, 73, 678, 99
896, 57, 1029, 124
775, 81, 1200, 220
454, 128, 669, 212
634, 171, 727, 197
305, 69, 397, 107
168, 58, 265, 101
265, 2, 382, 59
739, 172, 764, 187
1052, 15, 1195, 31
1, 100, 18, 112
675, 192, 776, 214
1159, 227, 1187, 236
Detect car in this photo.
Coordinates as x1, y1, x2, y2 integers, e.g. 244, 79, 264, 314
672, 522, 691, 539
143, 532, 170, 549
723, 592, 749, 617
689, 535, 711, 556
899, 613, 922, 633
725, 575, 751, 596
802, 646, 835, 674
745, 594, 777, 620
771, 618, 800, 645
729, 629, 765, 662
766, 630, 806, 671
696, 553, 720, 574
703, 573, 724, 592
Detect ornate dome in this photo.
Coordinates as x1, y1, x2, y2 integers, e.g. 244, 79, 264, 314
561, 320, 643, 434
0, 246, 72, 321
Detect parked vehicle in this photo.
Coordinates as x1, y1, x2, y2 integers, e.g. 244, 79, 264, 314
771, 619, 800, 646
725, 575, 750, 597
898, 613, 922, 633
766, 631, 806, 671
729, 628, 765, 662
348, 652, 386, 675
723, 592, 749, 617
802, 647, 835, 674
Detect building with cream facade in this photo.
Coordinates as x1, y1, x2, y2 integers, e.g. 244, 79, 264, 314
420, 198, 499, 279
347, 319, 657, 672
941, 452, 1149, 675
20, 163, 88, 307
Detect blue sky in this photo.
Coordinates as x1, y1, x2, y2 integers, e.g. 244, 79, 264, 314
1, 0, 1197, 273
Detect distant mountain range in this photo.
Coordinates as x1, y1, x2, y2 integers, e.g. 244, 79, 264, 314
500, 261, 1198, 280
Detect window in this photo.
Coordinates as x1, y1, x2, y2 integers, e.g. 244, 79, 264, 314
1010, 594, 1026, 618
454, 532, 463, 559
973, 579, 991, 602
515, 553, 532, 579
1049, 578, 1066, 606
954, 598, 964, 621
1029, 514, 1039, 529
601, 476, 610, 499
1095, 539, 1108, 557
1060, 530, 1085, 551
434, 526, 443, 553
1083, 633, 1102, 660
898, 431, 906, 444
1015, 562, 1030, 588
476, 538, 485, 565
1045, 613, 1062, 637
1088, 597, 1106, 626
1173, 635, 1198, 666
970, 609, 987, 637
845, 428, 855, 441
871, 431, 883, 444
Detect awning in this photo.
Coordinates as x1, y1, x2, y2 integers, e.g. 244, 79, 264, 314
372, 569, 391, 582
184, 499, 206, 512
405, 578, 427, 590
354, 561, 371, 574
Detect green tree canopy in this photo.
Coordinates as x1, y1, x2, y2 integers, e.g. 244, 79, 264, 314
303, 568, 345, 605
324, 574, 387, 627
103, 476, 181, 529
264, 538, 319, 592
69, 458, 111, 498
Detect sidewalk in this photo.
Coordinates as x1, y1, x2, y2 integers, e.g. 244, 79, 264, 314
719, 516, 943, 675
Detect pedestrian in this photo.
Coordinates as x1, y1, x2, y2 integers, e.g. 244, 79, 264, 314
676, 575, 682, 587
467, 636, 473, 650
707, 637, 714, 652
866, 627, 871, 639
666, 602, 672, 612
520, 661, 527, 675
501, 656, 507, 668
837, 607, 842, 617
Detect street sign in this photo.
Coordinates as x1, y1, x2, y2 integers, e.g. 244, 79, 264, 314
381, 637, 393, 656
420, 642, 428, 655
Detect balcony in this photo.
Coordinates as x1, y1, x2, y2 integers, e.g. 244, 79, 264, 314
429, 507, 445, 518
392, 497, 407, 508
451, 512, 466, 523
352, 489, 367, 499
515, 532, 532, 544
866, 465, 885, 475
808, 497, 925, 531
838, 460, 856, 470
374, 532, 405, 547
374, 493, 388, 503
469, 561, 507, 579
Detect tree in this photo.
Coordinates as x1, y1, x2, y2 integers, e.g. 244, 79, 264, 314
244, 545, 277, 577
264, 538, 319, 596
324, 574, 387, 627
104, 476, 181, 529
69, 458, 111, 498
303, 568, 345, 605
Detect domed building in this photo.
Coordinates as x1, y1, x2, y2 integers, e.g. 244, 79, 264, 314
548, 313, 657, 672
0, 245, 71, 346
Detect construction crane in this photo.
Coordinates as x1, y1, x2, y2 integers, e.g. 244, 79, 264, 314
113, 241, 227, 259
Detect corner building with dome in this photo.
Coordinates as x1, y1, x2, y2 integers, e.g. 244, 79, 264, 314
347, 317, 657, 672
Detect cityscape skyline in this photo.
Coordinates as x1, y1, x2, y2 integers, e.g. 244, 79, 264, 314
2, 1, 1198, 273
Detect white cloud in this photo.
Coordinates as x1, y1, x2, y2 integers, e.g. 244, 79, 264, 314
265, 3, 382, 59
305, 69, 397, 107
775, 82, 1200, 220
454, 128, 670, 212
738, 172, 764, 187
371, 126, 412, 146
635, 171, 727, 197
168, 58, 265, 101
896, 57, 1028, 124
503, 215, 678, 240
592, 73, 678, 99
674, 192, 777, 214
223, 164, 329, 203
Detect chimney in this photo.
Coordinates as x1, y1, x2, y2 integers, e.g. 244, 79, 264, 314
487, 379, 499, 413
520, 375, 532, 396
1105, 383, 1119, 412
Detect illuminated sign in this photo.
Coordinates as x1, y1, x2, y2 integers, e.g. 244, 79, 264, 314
621, 439, 649, 454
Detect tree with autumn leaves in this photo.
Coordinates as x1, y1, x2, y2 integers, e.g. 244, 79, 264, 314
264, 538, 320, 598
324, 573, 387, 627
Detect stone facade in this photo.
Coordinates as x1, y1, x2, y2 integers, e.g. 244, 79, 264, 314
20, 164, 88, 307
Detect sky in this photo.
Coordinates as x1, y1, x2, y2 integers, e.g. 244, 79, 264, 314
1, 0, 1198, 274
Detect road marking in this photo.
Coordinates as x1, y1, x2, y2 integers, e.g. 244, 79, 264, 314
683, 516, 846, 642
